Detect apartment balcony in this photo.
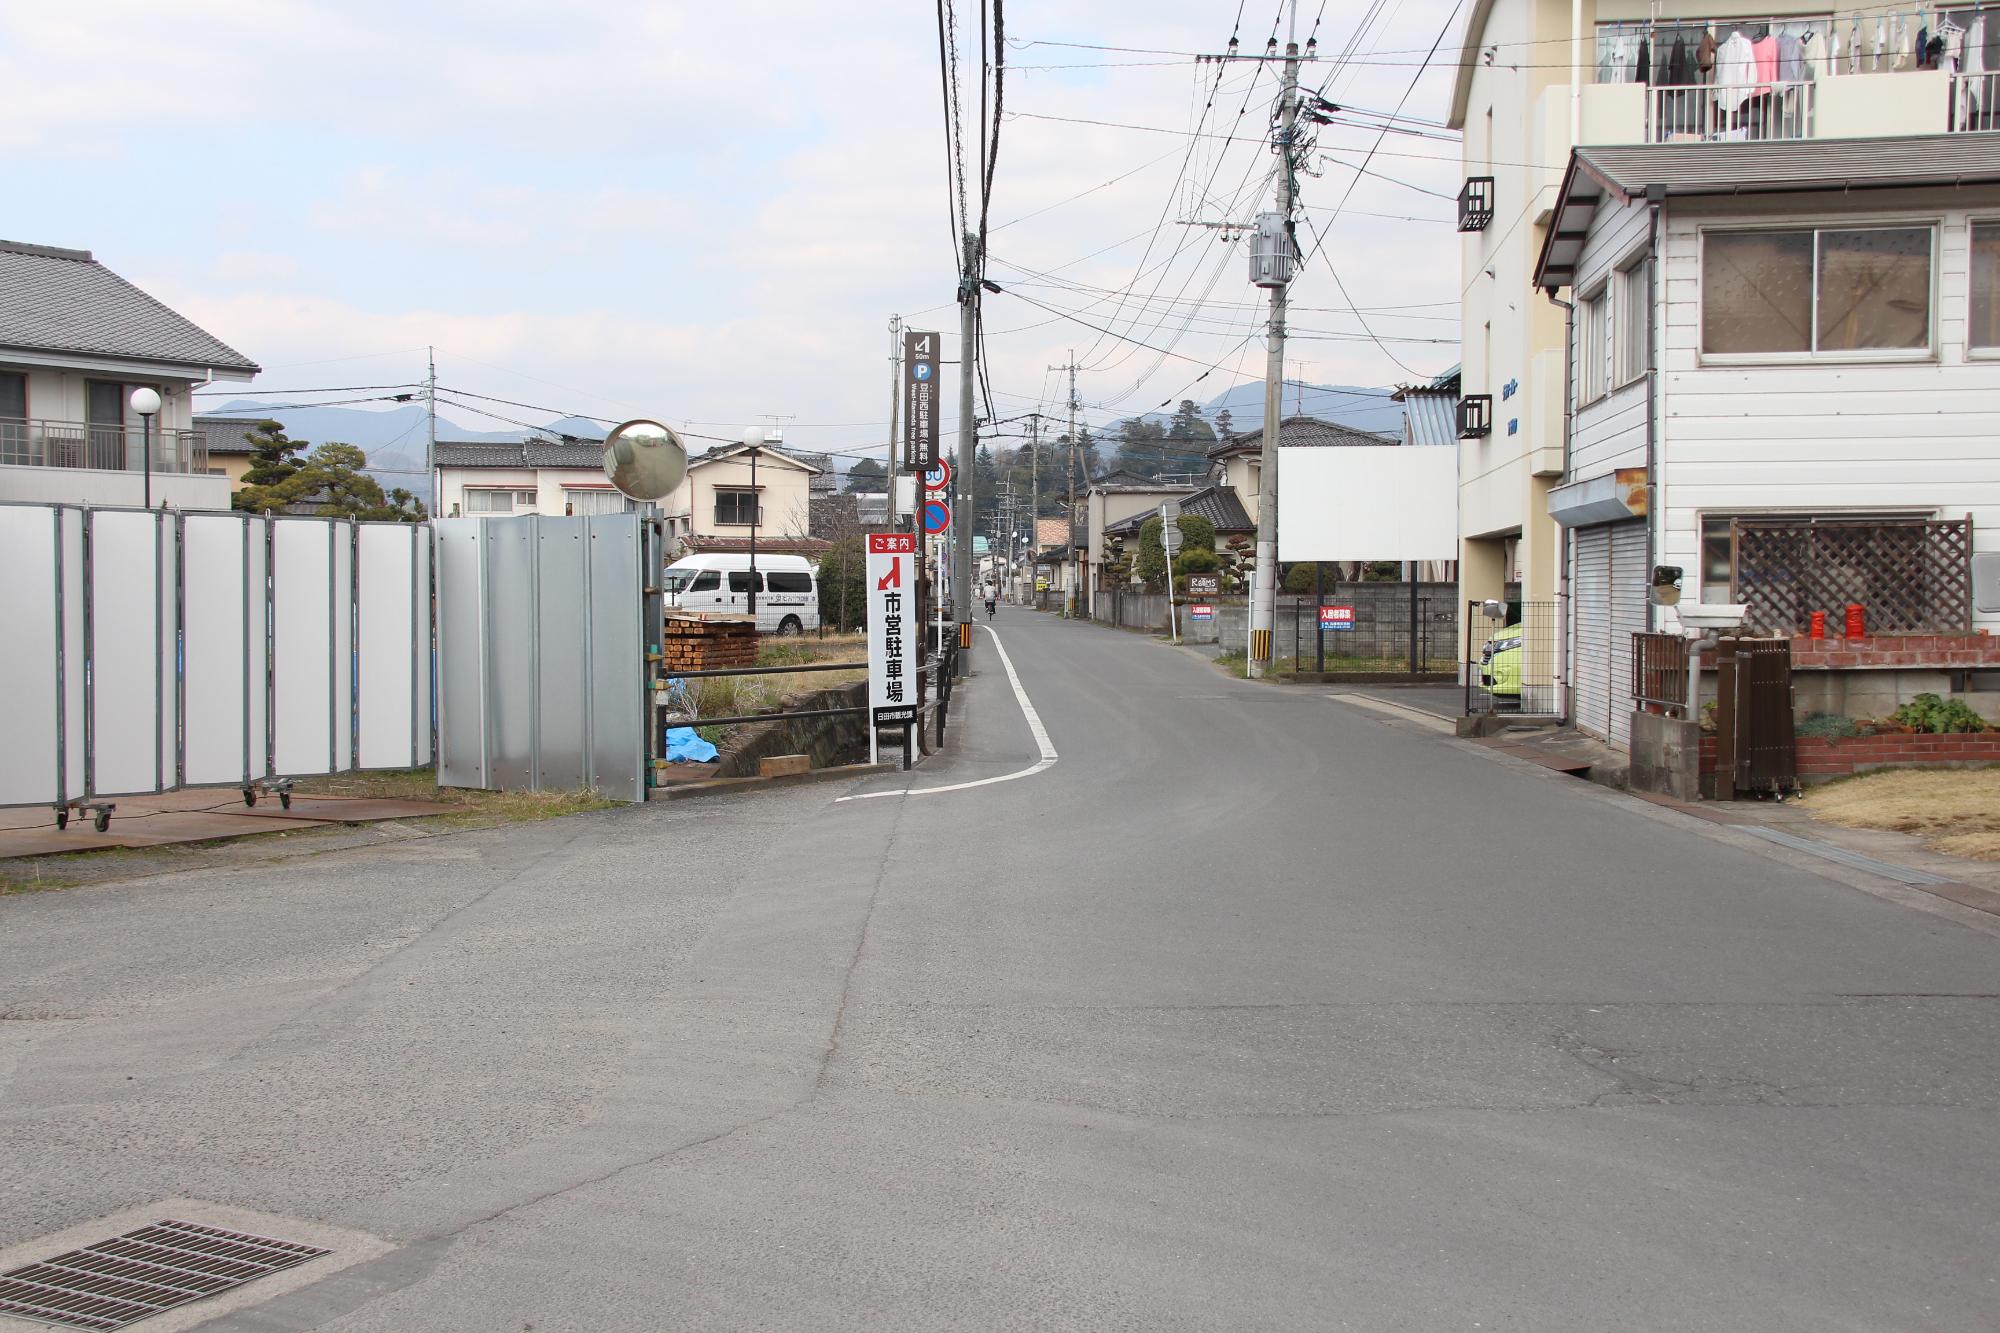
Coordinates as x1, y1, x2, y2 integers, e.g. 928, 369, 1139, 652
1, 418, 210, 474
1578, 70, 1958, 147
0, 417, 229, 509
1647, 81, 1812, 143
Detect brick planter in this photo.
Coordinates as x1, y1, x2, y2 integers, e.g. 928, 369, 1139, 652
1795, 731, 2000, 780
1698, 730, 2000, 783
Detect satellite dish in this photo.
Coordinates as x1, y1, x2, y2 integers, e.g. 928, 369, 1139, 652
603, 419, 688, 501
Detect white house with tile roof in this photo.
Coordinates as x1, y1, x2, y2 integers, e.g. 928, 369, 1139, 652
0, 240, 259, 509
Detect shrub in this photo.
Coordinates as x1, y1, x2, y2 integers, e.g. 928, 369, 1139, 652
1797, 712, 1859, 739
1884, 692, 1990, 735
1133, 514, 1216, 587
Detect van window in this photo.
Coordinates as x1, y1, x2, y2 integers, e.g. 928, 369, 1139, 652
727, 570, 760, 593
766, 571, 812, 593
687, 570, 720, 592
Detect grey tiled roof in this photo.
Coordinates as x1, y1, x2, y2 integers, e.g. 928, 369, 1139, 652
434, 439, 608, 469
1209, 415, 1400, 457
193, 414, 266, 455
1103, 484, 1253, 537
0, 240, 258, 373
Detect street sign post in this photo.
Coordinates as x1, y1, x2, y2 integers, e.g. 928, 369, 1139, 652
1319, 604, 1355, 631
923, 459, 952, 492
922, 499, 952, 535
867, 533, 919, 765
902, 331, 939, 469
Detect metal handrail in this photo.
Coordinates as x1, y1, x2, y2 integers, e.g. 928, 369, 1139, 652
0, 417, 210, 474
1647, 80, 1812, 143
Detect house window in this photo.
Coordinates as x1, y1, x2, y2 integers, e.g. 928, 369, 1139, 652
464, 488, 535, 513
714, 488, 762, 525
1701, 226, 1932, 356
1577, 287, 1608, 404
1700, 511, 1935, 605
1615, 259, 1649, 386
563, 488, 632, 516
1970, 222, 2000, 350
0, 371, 24, 421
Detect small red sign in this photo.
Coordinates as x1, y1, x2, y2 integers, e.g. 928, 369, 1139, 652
1319, 604, 1355, 631
868, 532, 916, 554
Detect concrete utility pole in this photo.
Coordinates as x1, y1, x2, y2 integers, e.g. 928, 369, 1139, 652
1047, 355, 1078, 616
954, 231, 979, 674
1248, 5, 1302, 678
426, 345, 438, 513
1027, 411, 1040, 592
887, 314, 902, 529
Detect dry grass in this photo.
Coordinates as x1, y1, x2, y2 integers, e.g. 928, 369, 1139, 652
292, 768, 616, 822
1799, 769, 2000, 861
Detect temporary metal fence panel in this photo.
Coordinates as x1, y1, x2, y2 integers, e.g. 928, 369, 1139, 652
0, 504, 61, 806
181, 513, 268, 788
434, 513, 649, 803
87, 510, 179, 797
356, 523, 433, 770
0, 502, 431, 821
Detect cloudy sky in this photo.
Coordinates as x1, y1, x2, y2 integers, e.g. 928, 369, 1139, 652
2, 0, 1463, 460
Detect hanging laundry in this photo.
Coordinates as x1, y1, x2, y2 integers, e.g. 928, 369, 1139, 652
1698, 27, 1718, 75
1777, 31, 1805, 82
1752, 31, 1780, 90
1713, 29, 1760, 114
1638, 37, 1651, 84
1669, 35, 1692, 84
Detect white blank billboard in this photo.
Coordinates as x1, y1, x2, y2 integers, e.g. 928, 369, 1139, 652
1277, 445, 1456, 562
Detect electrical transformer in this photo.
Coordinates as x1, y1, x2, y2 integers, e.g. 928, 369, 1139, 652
1247, 212, 1295, 289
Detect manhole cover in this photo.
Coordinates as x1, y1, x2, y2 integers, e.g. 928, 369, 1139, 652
0, 1219, 329, 1330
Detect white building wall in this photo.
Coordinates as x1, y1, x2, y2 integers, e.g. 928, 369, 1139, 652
1568, 196, 1653, 482
1656, 189, 2000, 630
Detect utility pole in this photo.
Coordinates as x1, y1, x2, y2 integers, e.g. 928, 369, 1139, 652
1027, 411, 1040, 599
886, 315, 903, 529
1048, 355, 1078, 617
426, 345, 438, 515
1249, 6, 1302, 677
954, 231, 979, 673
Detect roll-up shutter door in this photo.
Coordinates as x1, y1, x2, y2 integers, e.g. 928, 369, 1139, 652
1608, 521, 1650, 749
1571, 526, 1612, 740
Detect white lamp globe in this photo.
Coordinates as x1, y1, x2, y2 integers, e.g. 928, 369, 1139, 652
129, 387, 162, 416
741, 427, 768, 447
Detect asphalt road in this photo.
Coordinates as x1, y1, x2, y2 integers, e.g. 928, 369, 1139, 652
3, 608, 1997, 1330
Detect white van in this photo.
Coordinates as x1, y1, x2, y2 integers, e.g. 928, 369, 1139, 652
663, 553, 821, 635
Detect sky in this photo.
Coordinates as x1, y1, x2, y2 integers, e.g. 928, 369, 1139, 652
1, 0, 1464, 463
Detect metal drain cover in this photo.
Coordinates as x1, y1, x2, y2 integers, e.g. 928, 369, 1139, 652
0, 1219, 329, 1331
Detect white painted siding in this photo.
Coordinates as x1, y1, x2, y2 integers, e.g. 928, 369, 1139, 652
1568, 196, 1652, 483
1657, 190, 2000, 630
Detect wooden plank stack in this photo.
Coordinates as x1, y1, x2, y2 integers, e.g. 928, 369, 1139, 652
663, 613, 758, 673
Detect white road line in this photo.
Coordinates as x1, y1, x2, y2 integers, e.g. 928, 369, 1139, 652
836, 624, 1058, 802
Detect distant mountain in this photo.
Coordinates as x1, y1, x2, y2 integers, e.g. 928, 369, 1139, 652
195, 402, 598, 505
1108, 381, 1406, 441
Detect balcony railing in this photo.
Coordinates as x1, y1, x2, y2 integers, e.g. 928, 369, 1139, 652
0, 418, 210, 475
1949, 72, 2000, 132
1647, 81, 1813, 144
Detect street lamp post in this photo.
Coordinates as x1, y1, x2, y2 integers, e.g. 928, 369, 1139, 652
130, 387, 161, 508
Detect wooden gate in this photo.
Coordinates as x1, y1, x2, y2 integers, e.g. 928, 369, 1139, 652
1711, 637, 1796, 798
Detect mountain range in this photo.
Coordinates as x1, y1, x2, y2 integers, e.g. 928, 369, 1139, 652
1112, 381, 1406, 441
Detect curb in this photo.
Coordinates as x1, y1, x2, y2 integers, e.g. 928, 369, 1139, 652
651, 762, 899, 801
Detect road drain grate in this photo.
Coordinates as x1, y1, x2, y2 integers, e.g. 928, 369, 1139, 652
0, 1219, 329, 1330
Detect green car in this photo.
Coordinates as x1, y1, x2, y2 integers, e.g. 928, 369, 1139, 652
1480, 624, 1523, 704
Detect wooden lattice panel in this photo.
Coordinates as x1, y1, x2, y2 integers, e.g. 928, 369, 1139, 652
1732, 518, 1972, 635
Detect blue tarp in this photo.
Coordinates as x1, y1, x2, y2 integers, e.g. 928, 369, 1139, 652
666, 727, 718, 763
